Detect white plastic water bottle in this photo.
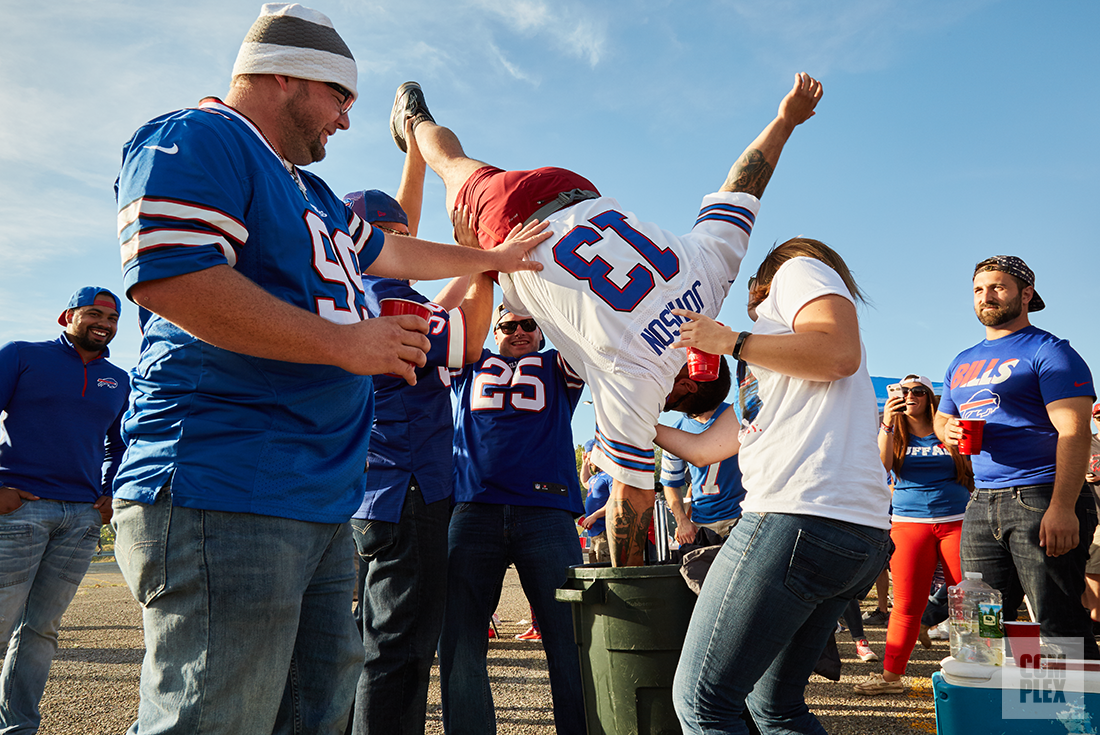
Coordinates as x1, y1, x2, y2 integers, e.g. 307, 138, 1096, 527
949, 571, 1004, 665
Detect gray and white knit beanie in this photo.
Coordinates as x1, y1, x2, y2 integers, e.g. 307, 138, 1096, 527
232, 3, 357, 100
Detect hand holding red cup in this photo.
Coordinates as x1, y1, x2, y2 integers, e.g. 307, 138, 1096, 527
957, 418, 986, 455
379, 298, 432, 376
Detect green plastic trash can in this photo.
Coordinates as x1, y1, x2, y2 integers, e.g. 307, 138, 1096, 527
555, 562, 695, 735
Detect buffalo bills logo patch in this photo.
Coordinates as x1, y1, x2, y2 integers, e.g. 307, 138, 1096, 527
97, 377, 119, 389
960, 388, 1000, 419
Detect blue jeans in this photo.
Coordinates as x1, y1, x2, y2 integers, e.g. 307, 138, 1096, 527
961, 484, 1099, 658
0, 500, 101, 734
674, 512, 890, 735
438, 503, 584, 735
113, 488, 362, 734
349, 480, 450, 735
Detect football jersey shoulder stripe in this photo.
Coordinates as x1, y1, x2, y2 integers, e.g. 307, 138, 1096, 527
695, 212, 753, 235
445, 306, 466, 369
698, 202, 756, 224
118, 197, 248, 245
121, 228, 237, 268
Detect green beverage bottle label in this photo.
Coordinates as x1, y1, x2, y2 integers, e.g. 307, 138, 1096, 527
978, 602, 1003, 639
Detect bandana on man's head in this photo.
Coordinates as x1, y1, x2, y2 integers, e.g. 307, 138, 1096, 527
973, 255, 1045, 312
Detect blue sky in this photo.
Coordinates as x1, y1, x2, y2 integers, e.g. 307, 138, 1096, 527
2, 0, 1098, 446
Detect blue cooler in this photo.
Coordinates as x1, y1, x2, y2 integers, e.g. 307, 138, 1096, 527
933, 656, 1100, 734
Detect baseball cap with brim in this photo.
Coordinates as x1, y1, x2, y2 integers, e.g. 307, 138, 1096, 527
1093, 402, 1100, 418
900, 374, 935, 393
973, 255, 1045, 312
343, 190, 408, 226
58, 287, 121, 326
584, 438, 596, 453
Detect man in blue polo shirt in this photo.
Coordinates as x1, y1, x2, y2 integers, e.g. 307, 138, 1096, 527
0, 287, 129, 732
936, 255, 1098, 657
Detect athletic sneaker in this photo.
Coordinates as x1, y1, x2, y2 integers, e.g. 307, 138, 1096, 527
516, 625, 542, 641
862, 609, 890, 626
855, 639, 879, 662
853, 673, 906, 695
928, 621, 950, 641
389, 82, 435, 153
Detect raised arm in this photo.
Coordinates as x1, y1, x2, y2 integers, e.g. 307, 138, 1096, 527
719, 72, 823, 198
394, 117, 426, 238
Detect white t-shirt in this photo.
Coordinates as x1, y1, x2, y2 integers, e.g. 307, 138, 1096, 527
736, 257, 891, 530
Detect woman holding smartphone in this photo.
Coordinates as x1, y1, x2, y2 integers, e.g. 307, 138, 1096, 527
658, 238, 891, 735
854, 375, 973, 695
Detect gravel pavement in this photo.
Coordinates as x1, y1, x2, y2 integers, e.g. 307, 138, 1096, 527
39, 560, 938, 734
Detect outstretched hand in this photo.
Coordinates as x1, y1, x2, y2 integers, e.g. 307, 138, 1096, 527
778, 72, 823, 127
487, 220, 550, 273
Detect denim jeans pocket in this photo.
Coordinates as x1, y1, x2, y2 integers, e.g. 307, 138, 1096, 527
351, 518, 398, 559
59, 523, 103, 585
784, 527, 869, 602
112, 495, 171, 606
1015, 487, 1052, 514
0, 521, 33, 589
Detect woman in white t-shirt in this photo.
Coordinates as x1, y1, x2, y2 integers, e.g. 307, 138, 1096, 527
656, 238, 892, 735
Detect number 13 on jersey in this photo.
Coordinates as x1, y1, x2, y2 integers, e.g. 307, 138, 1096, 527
553, 210, 680, 312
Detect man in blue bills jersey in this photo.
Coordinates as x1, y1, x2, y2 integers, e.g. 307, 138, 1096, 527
441, 305, 586, 734
111, 5, 549, 734
390, 74, 822, 566
660, 358, 746, 545
342, 121, 496, 735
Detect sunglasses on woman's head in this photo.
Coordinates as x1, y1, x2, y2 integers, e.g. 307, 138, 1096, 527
497, 319, 538, 335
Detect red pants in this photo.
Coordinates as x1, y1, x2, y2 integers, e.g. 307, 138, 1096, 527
884, 520, 963, 676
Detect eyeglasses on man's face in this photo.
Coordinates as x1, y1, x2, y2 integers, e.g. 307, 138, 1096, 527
325, 82, 354, 114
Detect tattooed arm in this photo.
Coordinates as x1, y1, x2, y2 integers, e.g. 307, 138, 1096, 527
720, 73, 823, 198
607, 479, 655, 567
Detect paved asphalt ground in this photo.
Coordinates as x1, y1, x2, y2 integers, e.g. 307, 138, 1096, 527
38, 560, 940, 734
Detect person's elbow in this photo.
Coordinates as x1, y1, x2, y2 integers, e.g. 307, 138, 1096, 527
820, 345, 861, 381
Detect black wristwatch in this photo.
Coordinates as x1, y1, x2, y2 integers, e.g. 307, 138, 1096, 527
731, 331, 751, 362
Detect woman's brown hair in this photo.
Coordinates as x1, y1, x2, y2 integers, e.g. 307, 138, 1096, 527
747, 238, 867, 310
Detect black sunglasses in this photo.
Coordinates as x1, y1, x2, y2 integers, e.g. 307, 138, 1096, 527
325, 82, 354, 113
497, 318, 538, 335
901, 386, 930, 397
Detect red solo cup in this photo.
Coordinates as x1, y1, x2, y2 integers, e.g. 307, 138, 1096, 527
687, 347, 721, 382
380, 299, 432, 375
1005, 621, 1041, 668
379, 298, 431, 321
957, 419, 986, 455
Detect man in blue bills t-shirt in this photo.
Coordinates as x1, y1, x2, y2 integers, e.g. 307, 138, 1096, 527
935, 255, 1097, 657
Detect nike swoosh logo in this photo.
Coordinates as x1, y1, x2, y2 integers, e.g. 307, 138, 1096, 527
144, 144, 178, 154
1076, 381, 1090, 387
